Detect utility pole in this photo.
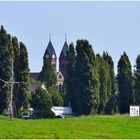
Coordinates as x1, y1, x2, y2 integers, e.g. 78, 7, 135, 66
0, 79, 20, 118
0, 54, 20, 118
10, 57, 14, 118
9, 56, 20, 118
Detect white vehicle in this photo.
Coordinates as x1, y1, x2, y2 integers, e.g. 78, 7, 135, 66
51, 106, 72, 117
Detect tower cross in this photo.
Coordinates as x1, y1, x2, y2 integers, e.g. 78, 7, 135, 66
65, 34, 67, 42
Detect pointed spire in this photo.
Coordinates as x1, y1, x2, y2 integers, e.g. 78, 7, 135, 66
65, 34, 67, 42
59, 35, 69, 59
43, 34, 57, 60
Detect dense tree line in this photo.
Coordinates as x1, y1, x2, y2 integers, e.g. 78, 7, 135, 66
1, 25, 140, 118
66, 39, 140, 115
0, 26, 30, 117
31, 39, 140, 117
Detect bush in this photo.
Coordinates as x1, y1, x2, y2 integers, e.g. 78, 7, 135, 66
31, 87, 53, 118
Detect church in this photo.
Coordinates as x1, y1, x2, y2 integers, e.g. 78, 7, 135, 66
30, 36, 69, 91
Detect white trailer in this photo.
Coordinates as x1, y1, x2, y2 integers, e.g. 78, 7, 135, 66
51, 106, 72, 117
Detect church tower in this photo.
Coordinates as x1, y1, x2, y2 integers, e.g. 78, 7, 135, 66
59, 35, 69, 78
43, 35, 57, 71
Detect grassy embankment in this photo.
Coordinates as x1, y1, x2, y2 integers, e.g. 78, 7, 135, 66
0, 115, 140, 139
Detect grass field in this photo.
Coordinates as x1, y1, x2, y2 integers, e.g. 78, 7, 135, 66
0, 115, 140, 139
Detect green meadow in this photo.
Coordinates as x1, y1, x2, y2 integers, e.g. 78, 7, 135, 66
0, 115, 140, 139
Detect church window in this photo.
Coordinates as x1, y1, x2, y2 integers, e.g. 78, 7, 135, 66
52, 54, 55, 59
46, 54, 49, 58
59, 75, 62, 79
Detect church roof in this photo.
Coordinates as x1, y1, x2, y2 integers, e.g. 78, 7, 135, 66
59, 41, 69, 59
43, 41, 57, 59
30, 72, 40, 80
29, 83, 42, 92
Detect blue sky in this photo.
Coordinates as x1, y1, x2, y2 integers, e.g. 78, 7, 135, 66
0, 1, 140, 74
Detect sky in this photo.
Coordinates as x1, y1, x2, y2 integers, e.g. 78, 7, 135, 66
0, 1, 140, 74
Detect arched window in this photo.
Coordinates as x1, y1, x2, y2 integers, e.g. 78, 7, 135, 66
59, 74, 62, 79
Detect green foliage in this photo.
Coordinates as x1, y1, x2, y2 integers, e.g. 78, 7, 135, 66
48, 87, 63, 106
66, 43, 76, 107
105, 94, 118, 114
94, 52, 117, 115
12, 37, 20, 116
0, 26, 13, 114
31, 87, 54, 118
134, 54, 140, 104
103, 52, 117, 114
0, 26, 30, 116
98, 58, 108, 114
0, 26, 138, 117
74, 40, 100, 114
16, 42, 30, 116
117, 52, 134, 113
38, 61, 57, 88
103, 52, 115, 95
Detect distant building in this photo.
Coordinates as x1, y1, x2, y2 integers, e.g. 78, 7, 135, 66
43, 40, 57, 71
30, 73, 40, 81
29, 83, 46, 92
59, 41, 69, 78
30, 36, 69, 91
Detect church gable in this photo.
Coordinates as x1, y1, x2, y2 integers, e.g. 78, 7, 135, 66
57, 71, 64, 84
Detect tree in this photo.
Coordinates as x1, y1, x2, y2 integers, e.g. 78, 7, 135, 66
74, 40, 100, 114
31, 87, 54, 118
134, 54, 140, 104
0, 26, 13, 114
66, 43, 76, 107
0, 26, 30, 116
16, 42, 30, 116
117, 52, 134, 113
103, 52, 117, 114
12, 37, 20, 116
38, 61, 57, 88
96, 53, 115, 114
98, 58, 108, 114
103, 52, 115, 95
48, 87, 63, 106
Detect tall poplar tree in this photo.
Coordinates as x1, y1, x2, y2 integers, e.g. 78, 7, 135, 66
98, 58, 108, 114
12, 37, 20, 116
17, 42, 30, 115
117, 52, 134, 113
134, 55, 140, 104
74, 40, 100, 114
103, 52, 117, 114
0, 26, 13, 114
66, 43, 76, 108
0, 26, 30, 116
